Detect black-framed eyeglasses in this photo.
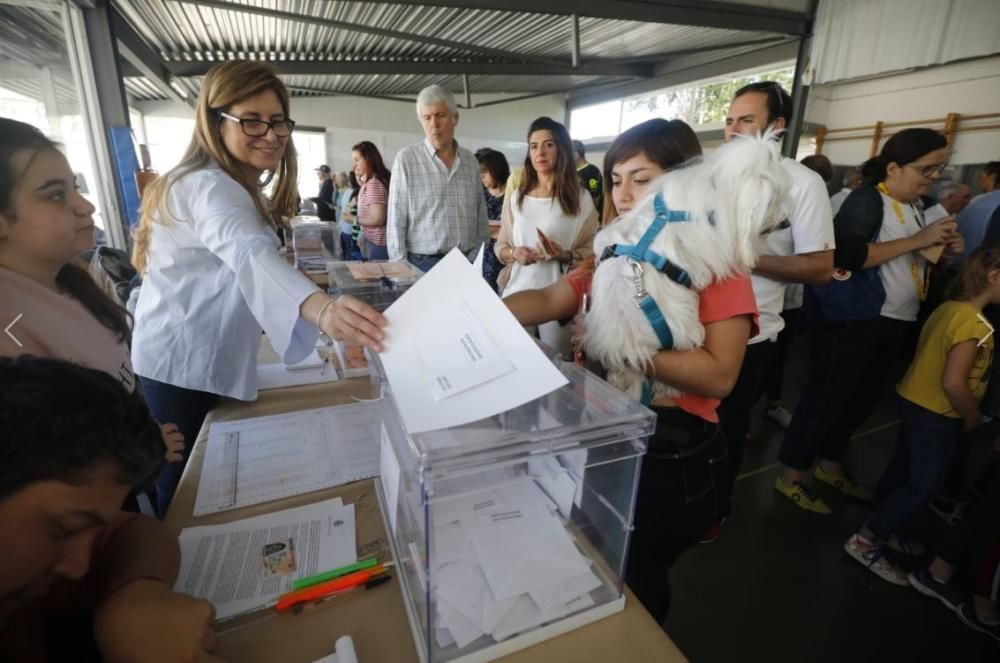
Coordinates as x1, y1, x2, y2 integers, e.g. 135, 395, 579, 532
905, 162, 948, 178
217, 110, 295, 137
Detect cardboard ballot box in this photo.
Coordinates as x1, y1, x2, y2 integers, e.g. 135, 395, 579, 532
375, 359, 654, 663
326, 259, 424, 312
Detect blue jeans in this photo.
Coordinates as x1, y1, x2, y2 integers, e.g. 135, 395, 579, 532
341, 232, 362, 261
864, 395, 959, 542
408, 253, 445, 274
139, 376, 219, 517
365, 241, 389, 261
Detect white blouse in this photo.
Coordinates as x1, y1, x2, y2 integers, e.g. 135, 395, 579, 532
132, 165, 320, 400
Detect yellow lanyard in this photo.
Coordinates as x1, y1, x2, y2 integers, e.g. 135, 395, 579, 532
877, 182, 928, 302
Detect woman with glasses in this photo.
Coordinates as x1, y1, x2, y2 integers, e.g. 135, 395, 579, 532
131, 61, 386, 515
776, 128, 964, 518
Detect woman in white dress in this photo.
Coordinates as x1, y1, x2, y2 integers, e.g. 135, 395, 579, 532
130, 60, 386, 514
495, 116, 598, 356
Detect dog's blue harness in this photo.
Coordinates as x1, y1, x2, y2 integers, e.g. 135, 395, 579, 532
600, 193, 695, 353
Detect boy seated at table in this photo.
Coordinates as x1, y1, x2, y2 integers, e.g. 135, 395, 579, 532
0, 356, 223, 662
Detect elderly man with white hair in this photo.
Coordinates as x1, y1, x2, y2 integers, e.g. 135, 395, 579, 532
924, 184, 972, 224
387, 85, 489, 273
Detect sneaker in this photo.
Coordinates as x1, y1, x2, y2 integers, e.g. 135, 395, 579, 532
766, 405, 793, 429
699, 518, 726, 544
774, 477, 832, 514
814, 465, 873, 501
884, 532, 926, 556
908, 568, 966, 612
929, 499, 965, 525
844, 534, 909, 586
957, 602, 1000, 642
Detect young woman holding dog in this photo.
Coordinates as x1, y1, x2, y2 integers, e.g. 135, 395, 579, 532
504, 118, 758, 624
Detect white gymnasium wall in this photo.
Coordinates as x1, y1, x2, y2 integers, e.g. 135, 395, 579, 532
804, 55, 1000, 166
134, 93, 566, 175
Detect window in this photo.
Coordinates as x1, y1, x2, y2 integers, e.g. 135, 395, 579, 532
294, 130, 328, 212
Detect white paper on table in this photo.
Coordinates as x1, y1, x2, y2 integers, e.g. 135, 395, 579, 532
467, 506, 591, 602
472, 242, 484, 273
193, 403, 379, 515
257, 362, 339, 390
379, 422, 401, 536
311, 635, 358, 663
378, 248, 567, 433
285, 350, 325, 370
174, 498, 356, 620
528, 568, 602, 614
414, 299, 515, 401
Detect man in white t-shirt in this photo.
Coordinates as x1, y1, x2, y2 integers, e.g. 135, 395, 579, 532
830, 167, 863, 215
710, 82, 835, 537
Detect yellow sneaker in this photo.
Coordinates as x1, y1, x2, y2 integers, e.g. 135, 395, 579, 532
774, 477, 832, 514
814, 465, 873, 501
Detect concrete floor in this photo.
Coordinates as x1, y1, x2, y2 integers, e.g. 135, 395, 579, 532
663, 333, 1000, 662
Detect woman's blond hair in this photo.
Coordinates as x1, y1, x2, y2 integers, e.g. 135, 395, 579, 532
132, 60, 299, 273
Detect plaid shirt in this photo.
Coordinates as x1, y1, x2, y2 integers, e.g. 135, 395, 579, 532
387, 139, 488, 261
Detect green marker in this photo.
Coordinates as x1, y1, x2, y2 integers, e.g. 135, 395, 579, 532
291, 557, 379, 591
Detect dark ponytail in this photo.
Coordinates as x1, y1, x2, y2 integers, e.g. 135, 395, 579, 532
1, 117, 132, 343
861, 128, 947, 185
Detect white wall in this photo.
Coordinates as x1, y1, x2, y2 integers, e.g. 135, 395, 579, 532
134, 93, 566, 176
804, 55, 1000, 166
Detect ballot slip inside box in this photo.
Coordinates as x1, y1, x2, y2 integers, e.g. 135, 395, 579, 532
326, 259, 424, 312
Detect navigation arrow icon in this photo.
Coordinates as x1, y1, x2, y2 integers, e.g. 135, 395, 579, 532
4, 313, 23, 348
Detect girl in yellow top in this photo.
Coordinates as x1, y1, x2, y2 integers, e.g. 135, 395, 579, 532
845, 247, 1000, 585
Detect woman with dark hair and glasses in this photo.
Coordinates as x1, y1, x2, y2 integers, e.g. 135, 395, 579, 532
776, 128, 964, 518
495, 116, 598, 356
131, 61, 386, 514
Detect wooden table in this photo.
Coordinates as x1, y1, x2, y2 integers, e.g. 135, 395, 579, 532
166, 376, 687, 663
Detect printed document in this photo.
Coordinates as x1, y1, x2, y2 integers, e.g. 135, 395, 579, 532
175, 498, 356, 620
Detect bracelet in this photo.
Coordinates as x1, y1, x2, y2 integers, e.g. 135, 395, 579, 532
315, 297, 337, 329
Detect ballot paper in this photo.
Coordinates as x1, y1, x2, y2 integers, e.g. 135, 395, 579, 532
472, 242, 485, 273
378, 248, 567, 433
193, 403, 379, 515
175, 498, 357, 620
428, 475, 604, 647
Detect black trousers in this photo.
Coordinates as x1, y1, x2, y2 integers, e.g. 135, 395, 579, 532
778, 316, 912, 472
764, 307, 803, 403
717, 341, 773, 517
625, 407, 728, 624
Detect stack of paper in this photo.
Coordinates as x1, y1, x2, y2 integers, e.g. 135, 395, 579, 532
258, 350, 339, 390
429, 477, 602, 648
175, 498, 357, 620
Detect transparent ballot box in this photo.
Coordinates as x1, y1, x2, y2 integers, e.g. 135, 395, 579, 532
290, 219, 338, 271
326, 260, 424, 311
376, 361, 655, 663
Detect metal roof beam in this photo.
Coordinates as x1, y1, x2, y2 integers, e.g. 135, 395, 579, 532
168, 59, 652, 78
170, 0, 570, 68
110, 7, 193, 109
352, 0, 811, 35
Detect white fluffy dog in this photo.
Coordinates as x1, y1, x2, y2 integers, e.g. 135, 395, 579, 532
585, 130, 789, 402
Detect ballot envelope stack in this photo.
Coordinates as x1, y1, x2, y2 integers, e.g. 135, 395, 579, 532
374, 358, 655, 663
326, 259, 425, 312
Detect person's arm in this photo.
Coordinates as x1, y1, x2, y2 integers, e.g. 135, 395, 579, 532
356, 180, 387, 228
941, 339, 983, 431
863, 218, 956, 269
387, 155, 407, 261
754, 250, 834, 285
645, 315, 752, 399
91, 515, 224, 662
504, 279, 578, 326
494, 193, 518, 263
